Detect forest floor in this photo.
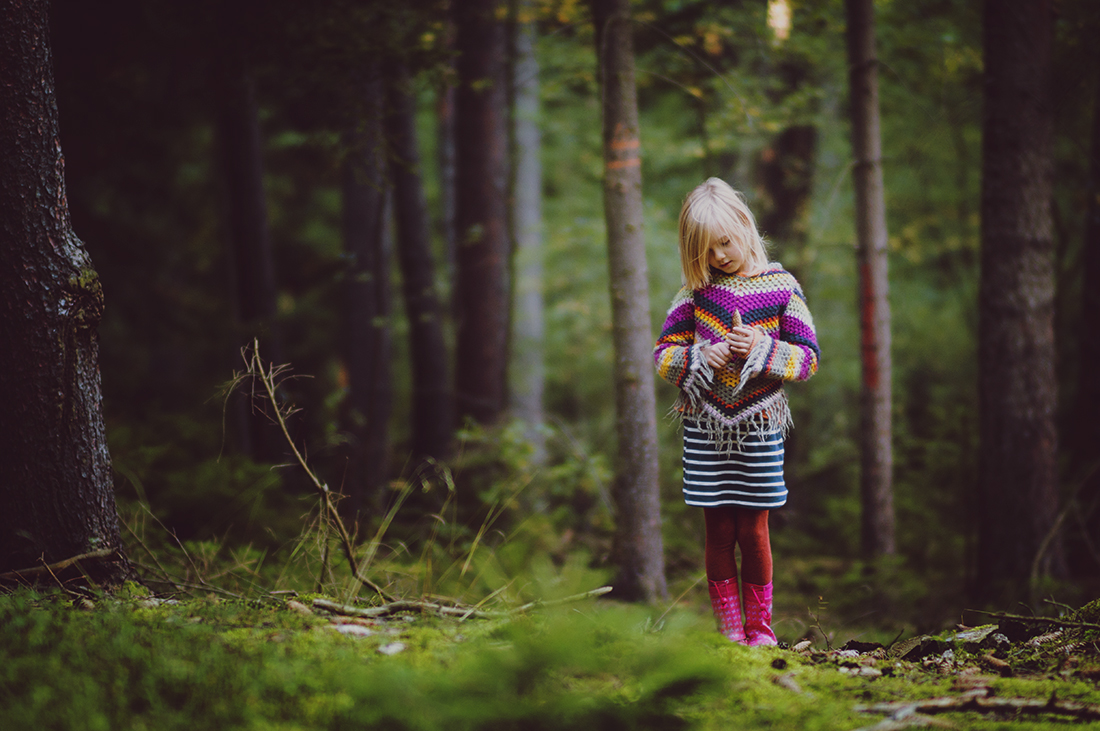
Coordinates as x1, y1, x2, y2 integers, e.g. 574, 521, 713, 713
2, 585, 1099, 730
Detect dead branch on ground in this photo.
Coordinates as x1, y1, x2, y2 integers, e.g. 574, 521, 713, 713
856, 691, 1100, 723
0, 548, 117, 583
967, 610, 1100, 633
313, 586, 613, 620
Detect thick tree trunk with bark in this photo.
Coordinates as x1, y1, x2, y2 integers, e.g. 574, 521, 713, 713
386, 64, 454, 461
508, 0, 547, 462
453, 0, 509, 426
976, 0, 1062, 595
590, 0, 667, 603
341, 64, 391, 518
845, 0, 895, 558
0, 0, 131, 586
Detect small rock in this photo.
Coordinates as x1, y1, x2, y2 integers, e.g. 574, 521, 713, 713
792, 640, 813, 653
857, 666, 883, 678
841, 639, 884, 654
952, 625, 997, 649
331, 624, 374, 637
378, 642, 406, 655
772, 672, 808, 695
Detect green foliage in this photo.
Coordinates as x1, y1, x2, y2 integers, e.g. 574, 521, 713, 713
0, 591, 725, 731
7, 589, 1100, 730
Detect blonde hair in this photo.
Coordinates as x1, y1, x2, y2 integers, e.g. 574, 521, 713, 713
678, 178, 769, 290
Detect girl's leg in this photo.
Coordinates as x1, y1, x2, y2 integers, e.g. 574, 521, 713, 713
736, 509, 777, 646
703, 506, 744, 642
734, 509, 771, 584
703, 506, 739, 581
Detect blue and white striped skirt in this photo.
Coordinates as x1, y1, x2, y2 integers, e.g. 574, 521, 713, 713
681, 420, 787, 510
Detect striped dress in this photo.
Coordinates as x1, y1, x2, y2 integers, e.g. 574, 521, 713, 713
654, 265, 820, 509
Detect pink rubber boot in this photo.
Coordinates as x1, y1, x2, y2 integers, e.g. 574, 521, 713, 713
742, 581, 778, 646
708, 578, 746, 643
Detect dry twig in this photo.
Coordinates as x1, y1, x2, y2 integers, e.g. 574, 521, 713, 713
237, 341, 394, 602
313, 586, 613, 620
856, 692, 1100, 722
968, 610, 1100, 633
0, 547, 116, 582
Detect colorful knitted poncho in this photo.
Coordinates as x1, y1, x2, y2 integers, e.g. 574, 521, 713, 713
654, 265, 820, 451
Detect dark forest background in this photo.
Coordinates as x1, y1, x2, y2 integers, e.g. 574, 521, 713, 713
38, 0, 1100, 632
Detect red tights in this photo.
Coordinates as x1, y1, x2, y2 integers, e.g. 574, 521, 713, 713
703, 506, 772, 585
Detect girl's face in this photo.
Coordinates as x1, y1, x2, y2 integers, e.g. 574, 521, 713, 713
707, 236, 744, 274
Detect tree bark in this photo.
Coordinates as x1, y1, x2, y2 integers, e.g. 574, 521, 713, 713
590, 0, 667, 602
976, 0, 1062, 595
437, 21, 458, 279
0, 0, 132, 586
1073, 40, 1100, 574
386, 63, 454, 461
845, 0, 895, 558
508, 0, 547, 462
341, 63, 391, 519
453, 0, 510, 426
214, 33, 284, 462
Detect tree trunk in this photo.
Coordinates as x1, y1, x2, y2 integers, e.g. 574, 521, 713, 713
214, 39, 284, 463
508, 0, 547, 462
1073, 41, 1100, 575
453, 0, 510, 426
0, 0, 132, 586
437, 22, 458, 279
386, 63, 454, 461
845, 0, 895, 559
341, 63, 392, 519
976, 0, 1062, 596
590, 0, 667, 603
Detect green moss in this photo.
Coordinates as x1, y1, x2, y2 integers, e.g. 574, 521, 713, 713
4, 590, 1100, 731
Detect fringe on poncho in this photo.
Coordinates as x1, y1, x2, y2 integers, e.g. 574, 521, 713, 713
653, 265, 820, 454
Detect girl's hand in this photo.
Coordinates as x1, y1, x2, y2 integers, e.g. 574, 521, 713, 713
725, 326, 763, 357
701, 341, 732, 370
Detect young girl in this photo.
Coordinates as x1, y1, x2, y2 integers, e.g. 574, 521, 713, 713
654, 178, 819, 646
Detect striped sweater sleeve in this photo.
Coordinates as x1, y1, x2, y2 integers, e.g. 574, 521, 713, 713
654, 287, 713, 396
745, 274, 820, 383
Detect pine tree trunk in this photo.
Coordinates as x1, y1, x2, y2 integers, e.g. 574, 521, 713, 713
0, 0, 132, 586
386, 63, 454, 460
845, 0, 895, 558
453, 0, 509, 425
976, 0, 1062, 596
214, 39, 284, 462
590, 0, 667, 603
508, 0, 547, 462
1073, 41, 1100, 574
341, 63, 391, 519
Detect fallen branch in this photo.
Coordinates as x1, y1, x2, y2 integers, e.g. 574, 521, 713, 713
0, 547, 116, 582
968, 610, 1100, 633
313, 586, 613, 620
853, 704, 949, 731
856, 693, 1100, 722
241, 341, 394, 602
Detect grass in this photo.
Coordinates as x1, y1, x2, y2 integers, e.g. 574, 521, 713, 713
3, 586, 1100, 731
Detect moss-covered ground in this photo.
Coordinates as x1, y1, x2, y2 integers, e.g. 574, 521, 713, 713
3, 588, 1099, 731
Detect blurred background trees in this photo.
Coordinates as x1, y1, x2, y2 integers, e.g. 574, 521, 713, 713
24, 0, 1100, 617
